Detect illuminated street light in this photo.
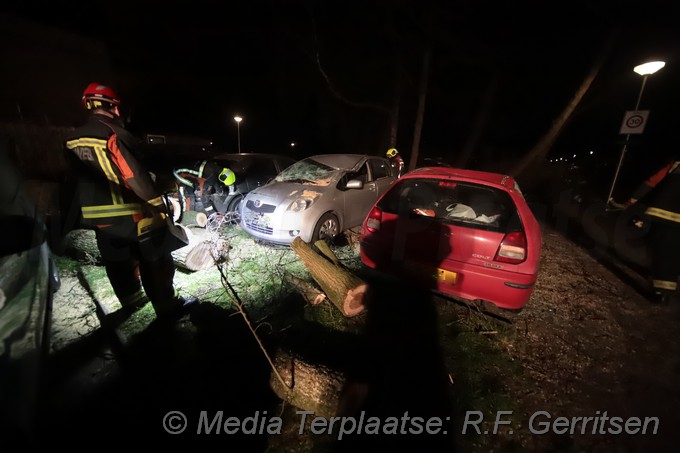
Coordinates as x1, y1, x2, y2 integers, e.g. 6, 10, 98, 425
634, 61, 666, 76
607, 60, 665, 205
234, 116, 243, 152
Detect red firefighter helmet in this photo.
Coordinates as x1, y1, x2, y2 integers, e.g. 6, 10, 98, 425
81, 82, 121, 110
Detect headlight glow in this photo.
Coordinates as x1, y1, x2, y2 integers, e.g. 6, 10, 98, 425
288, 197, 315, 212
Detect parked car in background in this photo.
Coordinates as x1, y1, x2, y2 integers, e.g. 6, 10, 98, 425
241, 154, 396, 245
166, 152, 297, 223
359, 166, 542, 311
208, 153, 297, 213
0, 150, 60, 441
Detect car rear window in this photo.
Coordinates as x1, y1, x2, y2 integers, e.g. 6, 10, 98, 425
377, 178, 522, 233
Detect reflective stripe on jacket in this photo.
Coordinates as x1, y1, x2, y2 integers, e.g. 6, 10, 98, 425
643, 161, 680, 224
64, 113, 165, 232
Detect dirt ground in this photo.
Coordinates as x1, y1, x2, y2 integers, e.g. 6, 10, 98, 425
39, 222, 680, 451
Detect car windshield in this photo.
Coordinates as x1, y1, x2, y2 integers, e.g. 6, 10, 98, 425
274, 158, 337, 186
377, 178, 521, 232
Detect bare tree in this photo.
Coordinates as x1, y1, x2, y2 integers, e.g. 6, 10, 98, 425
510, 66, 601, 178
457, 75, 499, 168
408, 47, 432, 172
510, 30, 619, 178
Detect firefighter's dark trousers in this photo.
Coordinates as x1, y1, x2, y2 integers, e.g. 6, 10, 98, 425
95, 224, 178, 314
648, 220, 680, 294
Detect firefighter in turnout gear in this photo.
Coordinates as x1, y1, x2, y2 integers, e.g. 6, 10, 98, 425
386, 147, 405, 178
626, 157, 680, 304
173, 160, 236, 217
64, 82, 198, 320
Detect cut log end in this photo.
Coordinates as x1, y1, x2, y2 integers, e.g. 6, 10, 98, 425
180, 210, 208, 228
172, 229, 229, 271
290, 236, 368, 317
283, 271, 327, 306
342, 284, 367, 317
196, 212, 208, 227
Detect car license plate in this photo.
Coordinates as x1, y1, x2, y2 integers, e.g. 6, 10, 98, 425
255, 214, 272, 228
246, 212, 271, 229
437, 268, 457, 285
403, 262, 457, 285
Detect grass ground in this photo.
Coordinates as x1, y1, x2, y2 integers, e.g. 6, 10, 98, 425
48, 221, 680, 451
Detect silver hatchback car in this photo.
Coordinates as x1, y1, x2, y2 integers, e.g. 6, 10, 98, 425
240, 154, 396, 245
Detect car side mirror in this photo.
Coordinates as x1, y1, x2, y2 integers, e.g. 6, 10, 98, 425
346, 179, 364, 190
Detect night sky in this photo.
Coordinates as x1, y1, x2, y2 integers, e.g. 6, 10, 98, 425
4, 1, 680, 175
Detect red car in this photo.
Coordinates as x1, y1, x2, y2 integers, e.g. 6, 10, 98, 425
359, 167, 542, 311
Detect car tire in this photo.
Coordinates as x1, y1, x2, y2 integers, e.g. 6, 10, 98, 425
227, 195, 243, 213
226, 195, 243, 224
312, 212, 340, 244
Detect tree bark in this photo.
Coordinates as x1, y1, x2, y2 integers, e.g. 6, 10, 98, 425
457, 75, 499, 168
314, 240, 339, 266
179, 210, 208, 228
290, 237, 367, 317
61, 229, 101, 264
283, 271, 326, 306
510, 30, 618, 178
59, 226, 225, 271
269, 348, 345, 419
408, 46, 432, 172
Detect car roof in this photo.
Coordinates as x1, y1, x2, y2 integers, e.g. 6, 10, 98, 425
212, 152, 296, 162
406, 166, 517, 190
305, 154, 373, 170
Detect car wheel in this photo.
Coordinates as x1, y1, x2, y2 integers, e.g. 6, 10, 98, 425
226, 195, 243, 224
227, 195, 243, 213
312, 213, 340, 244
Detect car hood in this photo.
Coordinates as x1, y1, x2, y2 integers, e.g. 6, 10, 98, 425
247, 182, 329, 206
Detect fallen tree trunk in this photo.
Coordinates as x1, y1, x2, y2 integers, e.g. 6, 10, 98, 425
290, 237, 367, 317
61, 229, 101, 264
314, 240, 339, 266
172, 226, 229, 271
179, 210, 208, 228
283, 271, 326, 305
269, 348, 345, 419
60, 226, 226, 272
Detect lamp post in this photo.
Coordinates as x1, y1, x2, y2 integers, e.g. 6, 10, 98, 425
607, 60, 665, 205
234, 116, 243, 152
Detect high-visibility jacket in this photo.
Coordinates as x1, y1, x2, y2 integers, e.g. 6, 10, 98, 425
389, 155, 405, 177
638, 160, 680, 224
64, 112, 166, 235
630, 161, 677, 202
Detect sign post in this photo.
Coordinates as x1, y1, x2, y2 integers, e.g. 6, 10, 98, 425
619, 110, 649, 135
607, 62, 665, 207
606, 111, 649, 207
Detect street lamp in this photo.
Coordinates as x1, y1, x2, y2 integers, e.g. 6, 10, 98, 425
234, 116, 243, 152
607, 60, 665, 205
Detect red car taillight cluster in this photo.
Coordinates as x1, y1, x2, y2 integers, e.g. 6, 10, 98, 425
365, 206, 382, 232
494, 231, 527, 264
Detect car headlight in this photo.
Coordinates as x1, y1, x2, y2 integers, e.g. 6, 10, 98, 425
288, 197, 315, 212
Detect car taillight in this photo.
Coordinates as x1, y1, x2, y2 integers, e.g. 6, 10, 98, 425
366, 207, 382, 233
494, 231, 527, 264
